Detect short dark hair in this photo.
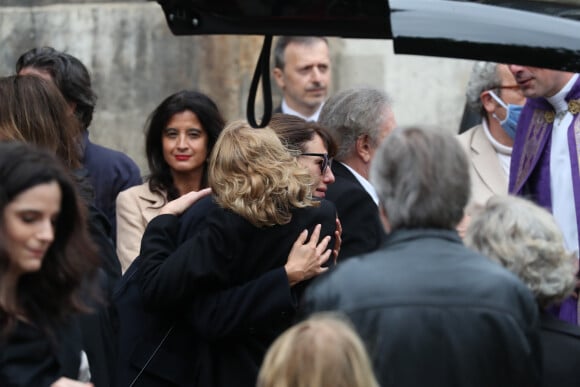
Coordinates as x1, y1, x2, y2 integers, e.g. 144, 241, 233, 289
145, 90, 225, 201
16, 47, 97, 131
274, 36, 329, 69
269, 113, 337, 158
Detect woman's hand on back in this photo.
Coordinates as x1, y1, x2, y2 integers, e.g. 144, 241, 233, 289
159, 188, 212, 216
285, 224, 332, 286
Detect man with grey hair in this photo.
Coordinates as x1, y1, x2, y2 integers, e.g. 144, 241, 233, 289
273, 36, 331, 121
457, 62, 525, 211
319, 87, 396, 259
303, 126, 541, 387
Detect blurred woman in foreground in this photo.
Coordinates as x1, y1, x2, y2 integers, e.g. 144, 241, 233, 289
0, 142, 99, 387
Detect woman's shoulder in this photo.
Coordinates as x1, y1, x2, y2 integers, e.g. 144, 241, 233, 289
307, 198, 337, 216
117, 182, 165, 204
292, 199, 337, 223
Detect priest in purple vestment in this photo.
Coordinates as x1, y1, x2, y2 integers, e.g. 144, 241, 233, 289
508, 65, 580, 325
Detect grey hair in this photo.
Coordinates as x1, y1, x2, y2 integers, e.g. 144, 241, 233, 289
464, 195, 577, 309
273, 36, 329, 69
370, 126, 470, 230
319, 87, 392, 161
465, 61, 501, 118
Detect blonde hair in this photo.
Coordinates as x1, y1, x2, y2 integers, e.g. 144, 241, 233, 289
257, 313, 380, 387
465, 195, 577, 308
208, 120, 316, 227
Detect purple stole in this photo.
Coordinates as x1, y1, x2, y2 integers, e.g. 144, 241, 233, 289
509, 76, 580, 325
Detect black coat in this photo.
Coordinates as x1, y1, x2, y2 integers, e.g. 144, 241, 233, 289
137, 198, 337, 387
540, 312, 580, 387
303, 228, 542, 387
115, 197, 297, 386
0, 318, 83, 387
325, 161, 385, 260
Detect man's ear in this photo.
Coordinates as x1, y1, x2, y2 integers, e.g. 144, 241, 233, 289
355, 134, 373, 163
480, 91, 496, 114
272, 67, 285, 89
379, 204, 391, 233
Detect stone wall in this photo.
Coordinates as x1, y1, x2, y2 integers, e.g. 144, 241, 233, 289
0, 1, 474, 174
0, 1, 265, 173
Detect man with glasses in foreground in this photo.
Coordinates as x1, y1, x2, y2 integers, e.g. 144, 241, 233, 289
319, 87, 396, 260
457, 62, 526, 214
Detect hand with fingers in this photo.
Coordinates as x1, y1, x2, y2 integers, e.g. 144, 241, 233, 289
159, 187, 212, 216
333, 217, 342, 263
284, 224, 332, 286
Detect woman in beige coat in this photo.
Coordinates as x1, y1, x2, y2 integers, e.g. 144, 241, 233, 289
116, 90, 225, 272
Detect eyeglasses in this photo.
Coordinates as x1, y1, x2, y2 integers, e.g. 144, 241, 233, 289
493, 84, 524, 95
300, 153, 332, 174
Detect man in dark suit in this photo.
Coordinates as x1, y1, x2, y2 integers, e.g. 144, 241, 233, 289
319, 87, 396, 259
272, 36, 331, 121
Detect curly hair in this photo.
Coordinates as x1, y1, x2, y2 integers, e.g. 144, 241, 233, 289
209, 121, 316, 227
145, 90, 225, 202
257, 313, 380, 387
0, 142, 100, 337
464, 195, 577, 309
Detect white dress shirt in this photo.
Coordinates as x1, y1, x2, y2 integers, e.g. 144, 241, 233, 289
547, 73, 579, 255
281, 99, 323, 122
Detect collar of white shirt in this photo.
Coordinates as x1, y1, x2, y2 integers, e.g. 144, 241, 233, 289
546, 73, 579, 114
339, 161, 379, 206
281, 99, 323, 122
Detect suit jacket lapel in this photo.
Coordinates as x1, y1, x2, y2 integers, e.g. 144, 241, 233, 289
470, 126, 507, 195
137, 186, 166, 223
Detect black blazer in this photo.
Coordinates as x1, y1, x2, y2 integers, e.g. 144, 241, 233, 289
325, 161, 385, 260
540, 312, 580, 387
138, 199, 337, 387
0, 318, 83, 387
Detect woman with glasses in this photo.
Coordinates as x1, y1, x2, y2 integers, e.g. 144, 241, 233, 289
116, 121, 337, 387
269, 113, 336, 199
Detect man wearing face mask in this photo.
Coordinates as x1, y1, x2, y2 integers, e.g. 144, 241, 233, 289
457, 62, 526, 213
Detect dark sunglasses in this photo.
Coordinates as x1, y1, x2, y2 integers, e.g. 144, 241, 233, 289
300, 152, 332, 174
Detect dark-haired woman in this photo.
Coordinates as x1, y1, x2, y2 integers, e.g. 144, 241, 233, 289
116, 90, 225, 272
0, 74, 121, 387
0, 142, 100, 387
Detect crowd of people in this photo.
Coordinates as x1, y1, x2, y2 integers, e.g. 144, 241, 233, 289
0, 36, 579, 387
